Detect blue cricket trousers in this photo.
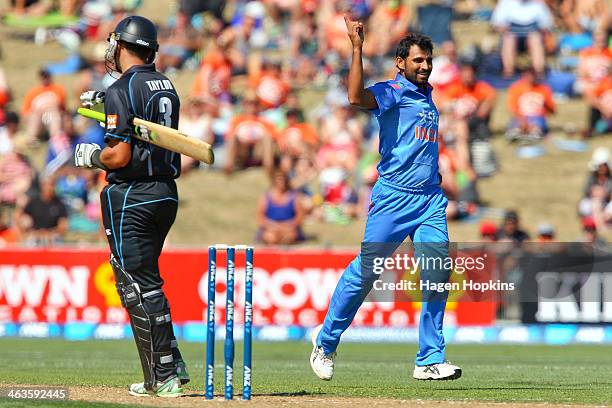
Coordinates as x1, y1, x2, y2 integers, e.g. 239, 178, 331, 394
317, 179, 450, 366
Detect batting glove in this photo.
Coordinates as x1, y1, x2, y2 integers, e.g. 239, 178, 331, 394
80, 91, 106, 108
74, 143, 101, 168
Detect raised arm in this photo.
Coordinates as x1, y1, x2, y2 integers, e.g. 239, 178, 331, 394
344, 15, 377, 109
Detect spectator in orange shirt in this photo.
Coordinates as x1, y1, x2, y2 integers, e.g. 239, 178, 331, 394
22, 69, 66, 143
440, 62, 497, 177
363, 0, 411, 58
224, 92, 277, 174
190, 35, 233, 106
575, 31, 612, 95
585, 71, 612, 136
278, 108, 318, 160
506, 67, 555, 141
322, 1, 353, 59
250, 60, 290, 110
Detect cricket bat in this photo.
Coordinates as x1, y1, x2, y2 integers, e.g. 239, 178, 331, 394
77, 107, 214, 165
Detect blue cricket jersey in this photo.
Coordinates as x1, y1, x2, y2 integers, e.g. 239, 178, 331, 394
367, 73, 440, 189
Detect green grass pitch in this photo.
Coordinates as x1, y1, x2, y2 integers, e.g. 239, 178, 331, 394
0, 339, 610, 406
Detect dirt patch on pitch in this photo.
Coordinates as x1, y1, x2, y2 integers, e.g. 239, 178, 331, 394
1, 384, 603, 407
66, 385, 608, 407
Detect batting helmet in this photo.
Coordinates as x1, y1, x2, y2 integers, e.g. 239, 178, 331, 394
110, 15, 159, 52
106, 15, 158, 72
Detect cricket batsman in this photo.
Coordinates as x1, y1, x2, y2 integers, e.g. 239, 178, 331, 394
310, 15, 462, 381
74, 16, 189, 396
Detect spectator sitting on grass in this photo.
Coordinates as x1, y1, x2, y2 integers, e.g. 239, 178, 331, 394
15, 176, 68, 247
0, 112, 20, 157
0, 46, 9, 125
221, 1, 268, 76
10, 0, 80, 16
317, 98, 362, 172
480, 221, 498, 242
491, 0, 554, 78
179, 97, 216, 173
584, 69, 612, 137
250, 59, 291, 111
536, 222, 555, 242
560, 0, 610, 41
0, 210, 19, 247
21, 68, 66, 143
438, 136, 478, 220
224, 91, 277, 174
289, 9, 321, 86
190, 34, 233, 107
429, 40, 460, 98
579, 216, 607, 247
574, 31, 612, 97
55, 164, 88, 216
45, 111, 77, 175
363, 0, 411, 58
76, 42, 115, 98
156, 12, 203, 73
506, 67, 555, 142
496, 210, 530, 243
578, 147, 612, 230
0, 137, 34, 207
278, 108, 318, 164
440, 61, 497, 177
256, 169, 305, 245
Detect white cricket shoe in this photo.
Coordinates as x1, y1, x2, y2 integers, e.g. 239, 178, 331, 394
128, 376, 183, 397
413, 360, 462, 380
309, 324, 336, 381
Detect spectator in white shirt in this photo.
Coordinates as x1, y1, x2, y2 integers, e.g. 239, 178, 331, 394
491, 0, 554, 77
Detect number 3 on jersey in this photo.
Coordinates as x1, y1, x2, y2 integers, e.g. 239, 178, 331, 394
158, 97, 172, 127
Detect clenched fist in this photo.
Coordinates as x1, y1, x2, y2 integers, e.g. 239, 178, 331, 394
344, 14, 364, 48
74, 143, 101, 168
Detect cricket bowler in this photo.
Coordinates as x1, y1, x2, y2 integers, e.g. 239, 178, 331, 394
310, 15, 462, 381
74, 15, 189, 396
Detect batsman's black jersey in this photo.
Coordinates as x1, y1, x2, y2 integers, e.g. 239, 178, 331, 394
104, 63, 181, 184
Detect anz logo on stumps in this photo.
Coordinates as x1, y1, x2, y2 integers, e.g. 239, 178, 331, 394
207, 365, 214, 385
243, 366, 252, 386
226, 300, 234, 319
225, 367, 233, 385
209, 260, 216, 279
244, 302, 253, 324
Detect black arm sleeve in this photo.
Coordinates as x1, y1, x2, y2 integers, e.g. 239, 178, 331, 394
104, 87, 133, 144
91, 149, 110, 171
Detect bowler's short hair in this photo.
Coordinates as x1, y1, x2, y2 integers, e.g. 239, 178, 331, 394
396, 34, 434, 59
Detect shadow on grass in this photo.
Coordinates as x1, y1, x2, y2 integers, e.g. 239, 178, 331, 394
434, 386, 594, 391
183, 390, 321, 398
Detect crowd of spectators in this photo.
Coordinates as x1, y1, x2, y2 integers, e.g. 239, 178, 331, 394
0, 0, 611, 246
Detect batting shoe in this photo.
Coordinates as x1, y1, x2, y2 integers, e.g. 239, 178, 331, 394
413, 360, 462, 381
128, 376, 183, 397
310, 324, 336, 381
176, 360, 190, 385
